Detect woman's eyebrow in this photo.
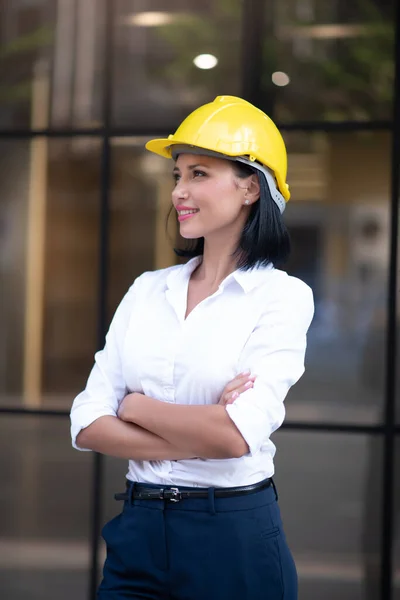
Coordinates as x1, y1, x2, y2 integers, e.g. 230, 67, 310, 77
173, 163, 209, 173
188, 163, 208, 169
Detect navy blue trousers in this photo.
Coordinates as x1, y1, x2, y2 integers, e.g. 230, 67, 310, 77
98, 480, 298, 599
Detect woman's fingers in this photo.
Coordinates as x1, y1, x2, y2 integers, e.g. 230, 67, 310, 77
222, 392, 237, 406
223, 378, 256, 405
218, 371, 256, 405
223, 372, 255, 394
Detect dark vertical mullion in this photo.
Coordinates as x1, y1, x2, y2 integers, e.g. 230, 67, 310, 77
89, 1, 114, 598
69, 0, 79, 125
380, 1, 400, 599
241, 0, 268, 111
46, 0, 58, 126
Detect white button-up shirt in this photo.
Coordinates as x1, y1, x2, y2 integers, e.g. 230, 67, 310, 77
70, 256, 314, 487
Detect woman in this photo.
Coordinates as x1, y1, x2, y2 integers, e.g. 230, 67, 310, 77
70, 95, 314, 599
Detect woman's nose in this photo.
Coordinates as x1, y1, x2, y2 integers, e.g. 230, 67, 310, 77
172, 180, 189, 200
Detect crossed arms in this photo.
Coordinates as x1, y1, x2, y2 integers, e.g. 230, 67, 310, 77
73, 279, 314, 463
76, 387, 250, 461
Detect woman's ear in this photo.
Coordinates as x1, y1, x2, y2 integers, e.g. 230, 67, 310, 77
246, 174, 260, 203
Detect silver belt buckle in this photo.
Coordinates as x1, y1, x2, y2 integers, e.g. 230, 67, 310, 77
168, 487, 181, 502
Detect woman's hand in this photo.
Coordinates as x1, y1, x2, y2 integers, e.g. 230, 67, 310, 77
118, 392, 143, 422
218, 371, 256, 406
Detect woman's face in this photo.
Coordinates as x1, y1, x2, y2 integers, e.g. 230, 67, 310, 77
171, 153, 256, 241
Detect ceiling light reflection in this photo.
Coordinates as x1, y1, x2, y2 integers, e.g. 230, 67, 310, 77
193, 54, 218, 70
123, 12, 176, 27
272, 71, 290, 86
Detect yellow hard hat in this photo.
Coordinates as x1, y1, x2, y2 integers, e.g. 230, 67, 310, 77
145, 95, 290, 202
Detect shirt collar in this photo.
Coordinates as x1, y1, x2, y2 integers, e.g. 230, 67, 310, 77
166, 256, 274, 294
232, 263, 274, 293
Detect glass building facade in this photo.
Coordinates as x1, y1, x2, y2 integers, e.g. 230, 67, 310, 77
0, 1, 398, 599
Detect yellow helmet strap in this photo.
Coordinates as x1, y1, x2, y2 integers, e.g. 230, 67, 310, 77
170, 145, 286, 214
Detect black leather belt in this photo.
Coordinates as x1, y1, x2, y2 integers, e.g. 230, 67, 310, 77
114, 477, 272, 503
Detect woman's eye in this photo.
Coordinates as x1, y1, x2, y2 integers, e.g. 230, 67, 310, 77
172, 170, 205, 185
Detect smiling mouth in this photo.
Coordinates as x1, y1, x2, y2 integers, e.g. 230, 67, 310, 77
177, 209, 199, 221
177, 209, 199, 216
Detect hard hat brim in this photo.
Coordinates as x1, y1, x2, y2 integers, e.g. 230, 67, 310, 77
145, 138, 245, 160
145, 138, 176, 158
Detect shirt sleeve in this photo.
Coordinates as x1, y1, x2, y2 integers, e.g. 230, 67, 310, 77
225, 278, 314, 456
70, 278, 140, 450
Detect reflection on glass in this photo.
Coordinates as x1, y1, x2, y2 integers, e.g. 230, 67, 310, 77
273, 431, 383, 600
109, 137, 177, 316
0, 416, 91, 600
0, 0, 104, 129
112, 0, 242, 127
50, 0, 105, 128
43, 139, 102, 398
0, 0, 54, 129
281, 131, 390, 424
266, 1, 394, 122
0, 140, 31, 401
0, 138, 101, 407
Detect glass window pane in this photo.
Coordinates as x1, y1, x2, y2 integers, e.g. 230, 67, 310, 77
282, 131, 390, 424
112, 0, 243, 128
0, 138, 101, 408
0, 0, 54, 129
273, 431, 383, 600
50, 0, 105, 128
265, 1, 394, 122
0, 415, 92, 600
0, 0, 105, 130
108, 136, 177, 316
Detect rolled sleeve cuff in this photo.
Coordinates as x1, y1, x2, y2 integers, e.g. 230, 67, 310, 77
225, 392, 285, 456
70, 406, 117, 451
225, 401, 266, 456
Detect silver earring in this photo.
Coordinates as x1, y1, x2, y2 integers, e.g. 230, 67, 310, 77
244, 199, 250, 205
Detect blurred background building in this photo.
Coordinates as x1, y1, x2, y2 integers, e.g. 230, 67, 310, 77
0, 0, 398, 599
